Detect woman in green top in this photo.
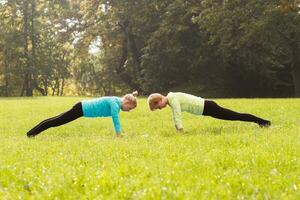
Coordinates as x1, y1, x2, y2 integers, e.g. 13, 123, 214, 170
147, 92, 270, 132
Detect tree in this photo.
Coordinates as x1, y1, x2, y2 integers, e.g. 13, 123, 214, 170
0, 0, 77, 96
195, 0, 299, 97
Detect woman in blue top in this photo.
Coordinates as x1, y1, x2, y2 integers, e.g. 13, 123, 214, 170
26, 91, 138, 138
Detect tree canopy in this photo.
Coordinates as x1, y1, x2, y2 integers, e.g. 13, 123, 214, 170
0, 0, 299, 97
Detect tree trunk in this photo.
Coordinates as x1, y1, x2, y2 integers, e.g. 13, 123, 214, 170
127, 28, 141, 72
20, 79, 25, 96
51, 81, 57, 96
108, 80, 112, 95
22, 1, 33, 96
292, 44, 300, 97
31, 0, 37, 95
4, 49, 9, 96
292, 67, 300, 97
51, 86, 55, 96
127, 29, 144, 93
60, 78, 65, 96
115, 37, 141, 91
115, 20, 142, 91
44, 79, 48, 96
33, 80, 45, 96
52, 78, 59, 96
102, 87, 108, 96
292, 52, 300, 97
56, 79, 60, 96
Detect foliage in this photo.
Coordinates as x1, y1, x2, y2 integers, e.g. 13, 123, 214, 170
0, 0, 300, 97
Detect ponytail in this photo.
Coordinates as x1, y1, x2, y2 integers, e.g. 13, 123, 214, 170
132, 90, 138, 97
123, 90, 138, 106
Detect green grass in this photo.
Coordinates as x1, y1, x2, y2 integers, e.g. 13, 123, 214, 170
0, 97, 299, 199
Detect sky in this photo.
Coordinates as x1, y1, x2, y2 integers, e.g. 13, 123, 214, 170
89, 36, 101, 55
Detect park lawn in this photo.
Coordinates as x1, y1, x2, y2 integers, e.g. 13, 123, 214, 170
0, 97, 299, 199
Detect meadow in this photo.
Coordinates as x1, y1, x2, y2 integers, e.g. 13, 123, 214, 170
0, 97, 299, 199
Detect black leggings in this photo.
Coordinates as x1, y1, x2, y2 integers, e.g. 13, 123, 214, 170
202, 100, 269, 125
27, 102, 83, 137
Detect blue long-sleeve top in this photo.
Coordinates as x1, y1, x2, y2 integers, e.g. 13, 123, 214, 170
81, 97, 122, 134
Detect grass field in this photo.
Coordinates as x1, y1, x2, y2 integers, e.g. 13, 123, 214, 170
0, 97, 299, 199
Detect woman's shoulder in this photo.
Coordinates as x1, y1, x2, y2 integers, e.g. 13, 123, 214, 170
84, 96, 118, 103
167, 92, 181, 106
107, 96, 121, 106
97, 96, 120, 101
167, 92, 189, 99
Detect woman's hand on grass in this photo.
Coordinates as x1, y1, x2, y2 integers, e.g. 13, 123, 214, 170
176, 127, 184, 133
116, 133, 122, 138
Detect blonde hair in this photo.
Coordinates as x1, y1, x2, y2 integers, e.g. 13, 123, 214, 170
147, 93, 163, 110
123, 91, 138, 106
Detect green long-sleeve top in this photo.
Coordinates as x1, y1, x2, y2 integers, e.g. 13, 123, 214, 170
167, 92, 205, 129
